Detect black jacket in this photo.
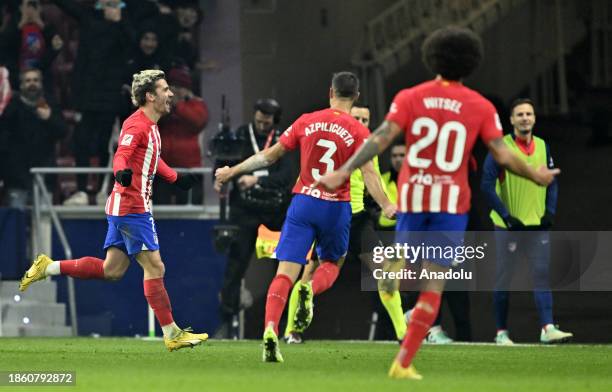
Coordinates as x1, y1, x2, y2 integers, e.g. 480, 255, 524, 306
217, 123, 296, 212
51, 0, 136, 113
0, 94, 67, 189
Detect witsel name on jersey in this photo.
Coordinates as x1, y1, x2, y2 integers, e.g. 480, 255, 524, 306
304, 122, 354, 147
423, 97, 462, 114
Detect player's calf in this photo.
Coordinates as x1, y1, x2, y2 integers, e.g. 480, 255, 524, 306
19, 254, 108, 292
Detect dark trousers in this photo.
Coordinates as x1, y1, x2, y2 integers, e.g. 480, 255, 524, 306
73, 111, 116, 192
493, 229, 553, 329
219, 204, 285, 321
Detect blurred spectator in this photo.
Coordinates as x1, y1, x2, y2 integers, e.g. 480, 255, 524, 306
173, 0, 202, 70
0, 64, 12, 196
154, 66, 208, 204
126, 22, 170, 76
50, 0, 135, 205
0, 65, 11, 114
0, 68, 66, 208
120, 22, 170, 120
0, 0, 64, 90
125, 0, 179, 55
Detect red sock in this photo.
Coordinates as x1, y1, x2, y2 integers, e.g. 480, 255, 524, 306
398, 291, 441, 368
60, 257, 105, 279
311, 261, 339, 295
264, 274, 293, 335
143, 278, 174, 327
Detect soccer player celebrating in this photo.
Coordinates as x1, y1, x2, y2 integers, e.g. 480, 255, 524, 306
19, 70, 208, 351
283, 102, 403, 344
216, 72, 388, 362
317, 26, 560, 379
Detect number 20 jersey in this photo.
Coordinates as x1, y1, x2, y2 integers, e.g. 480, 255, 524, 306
386, 79, 503, 214
279, 108, 370, 201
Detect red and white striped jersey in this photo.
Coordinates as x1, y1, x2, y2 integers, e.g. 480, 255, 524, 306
386, 79, 503, 214
279, 108, 369, 201
105, 109, 177, 216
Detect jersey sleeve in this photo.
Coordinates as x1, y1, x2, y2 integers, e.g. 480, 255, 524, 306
113, 125, 145, 174
156, 157, 178, 183
480, 152, 509, 219
385, 89, 410, 130
278, 117, 301, 151
479, 101, 504, 145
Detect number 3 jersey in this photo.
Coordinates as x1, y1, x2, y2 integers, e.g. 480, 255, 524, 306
386, 79, 503, 214
279, 108, 370, 201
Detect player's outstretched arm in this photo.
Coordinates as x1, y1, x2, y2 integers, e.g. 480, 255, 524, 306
360, 161, 397, 219
487, 137, 559, 186
215, 142, 287, 188
317, 121, 403, 191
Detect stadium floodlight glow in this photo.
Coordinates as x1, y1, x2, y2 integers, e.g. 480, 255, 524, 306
13, 295, 21, 302
22, 317, 30, 324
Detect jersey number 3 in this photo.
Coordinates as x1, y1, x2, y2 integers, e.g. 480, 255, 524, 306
408, 117, 467, 172
311, 139, 337, 181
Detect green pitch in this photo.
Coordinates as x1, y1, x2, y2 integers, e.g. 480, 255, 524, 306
0, 338, 611, 392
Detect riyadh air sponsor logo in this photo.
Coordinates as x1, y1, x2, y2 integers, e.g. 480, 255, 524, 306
409, 169, 454, 186
410, 169, 434, 185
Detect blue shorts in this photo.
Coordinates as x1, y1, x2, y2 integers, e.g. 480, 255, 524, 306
395, 212, 468, 267
103, 212, 160, 257
275, 194, 351, 265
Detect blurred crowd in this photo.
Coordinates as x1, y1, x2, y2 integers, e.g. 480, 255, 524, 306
0, 0, 210, 207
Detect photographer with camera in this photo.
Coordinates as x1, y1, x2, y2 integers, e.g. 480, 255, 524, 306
213, 98, 295, 338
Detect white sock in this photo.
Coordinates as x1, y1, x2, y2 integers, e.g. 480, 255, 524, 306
45, 261, 61, 276
161, 322, 181, 338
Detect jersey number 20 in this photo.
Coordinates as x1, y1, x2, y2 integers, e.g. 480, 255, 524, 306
408, 117, 467, 172
311, 139, 337, 181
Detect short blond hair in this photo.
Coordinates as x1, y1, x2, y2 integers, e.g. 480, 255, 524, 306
131, 69, 166, 107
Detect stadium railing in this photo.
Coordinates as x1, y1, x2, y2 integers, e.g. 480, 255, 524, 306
30, 167, 216, 336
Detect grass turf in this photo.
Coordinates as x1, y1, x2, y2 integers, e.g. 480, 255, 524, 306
0, 338, 611, 391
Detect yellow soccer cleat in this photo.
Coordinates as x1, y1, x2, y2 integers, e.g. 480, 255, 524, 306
388, 360, 423, 380
164, 327, 209, 352
19, 254, 53, 292
262, 326, 284, 362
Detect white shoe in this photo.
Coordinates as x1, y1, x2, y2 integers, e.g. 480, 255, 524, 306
284, 332, 303, 344
495, 330, 514, 345
540, 324, 573, 344
426, 325, 453, 344
63, 191, 88, 206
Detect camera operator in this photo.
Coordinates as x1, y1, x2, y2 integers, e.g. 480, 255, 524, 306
213, 98, 295, 338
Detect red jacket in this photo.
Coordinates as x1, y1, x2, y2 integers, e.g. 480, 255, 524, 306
159, 98, 208, 167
